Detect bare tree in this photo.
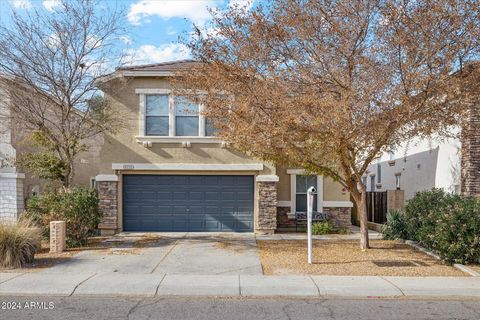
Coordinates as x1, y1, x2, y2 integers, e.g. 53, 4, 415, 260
0, 0, 127, 187
176, 0, 480, 249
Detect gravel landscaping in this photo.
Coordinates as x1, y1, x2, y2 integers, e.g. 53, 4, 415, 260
257, 240, 467, 276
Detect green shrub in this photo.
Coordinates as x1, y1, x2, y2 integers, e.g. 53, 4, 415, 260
311, 221, 333, 235
382, 210, 409, 240
24, 187, 101, 247
0, 219, 41, 269
384, 189, 480, 264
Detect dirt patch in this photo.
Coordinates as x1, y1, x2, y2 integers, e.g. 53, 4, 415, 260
257, 240, 467, 276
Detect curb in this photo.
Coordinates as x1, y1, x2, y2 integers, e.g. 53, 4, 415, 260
405, 240, 479, 277
453, 264, 480, 277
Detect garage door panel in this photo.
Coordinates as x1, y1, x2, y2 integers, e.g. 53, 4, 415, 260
123, 175, 254, 232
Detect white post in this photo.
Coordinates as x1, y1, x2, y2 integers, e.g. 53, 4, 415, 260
307, 186, 316, 264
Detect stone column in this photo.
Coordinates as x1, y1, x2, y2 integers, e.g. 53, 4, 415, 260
256, 175, 279, 234
461, 103, 480, 197
96, 174, 119, 236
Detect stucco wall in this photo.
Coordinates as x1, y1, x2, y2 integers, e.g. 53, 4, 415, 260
366, 146, 460, 200
276, 166, 350, 202
99, 77, 275, 175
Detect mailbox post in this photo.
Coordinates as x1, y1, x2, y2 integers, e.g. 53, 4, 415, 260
307, 186, 316, 264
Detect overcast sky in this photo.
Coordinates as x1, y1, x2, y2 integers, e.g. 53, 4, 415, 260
0, 0, 255, 65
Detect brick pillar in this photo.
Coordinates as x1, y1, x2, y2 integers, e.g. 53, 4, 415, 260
96, 175, 118, 236
461, 103, 480, 197
256, 178, 278, 234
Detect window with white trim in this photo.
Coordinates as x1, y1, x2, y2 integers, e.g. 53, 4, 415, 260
143, 93, 214, 137
175, 96, 199, 136
295, 175, 318, 212
146, 94, 169, 136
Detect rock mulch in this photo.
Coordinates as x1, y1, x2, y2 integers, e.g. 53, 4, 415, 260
257, 239, 467, 277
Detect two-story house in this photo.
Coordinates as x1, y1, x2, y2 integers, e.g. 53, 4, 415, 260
95, 60, 353, 235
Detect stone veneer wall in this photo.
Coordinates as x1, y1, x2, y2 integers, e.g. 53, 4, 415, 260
0, 173, 24, 223
461, 103, 480, 197
257, 181, 277, 233
276, 206, 352, 229
276, 206, 295, 229
324, 207, 352, 228
97, 180, 118, 235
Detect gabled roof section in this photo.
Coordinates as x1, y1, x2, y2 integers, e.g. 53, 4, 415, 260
118, 59, 198, 73
96, 60, 200, 85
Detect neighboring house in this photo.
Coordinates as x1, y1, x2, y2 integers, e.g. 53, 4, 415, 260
0, 77, 102, 222
95, 60, 353, 235
365, 137, 461, 200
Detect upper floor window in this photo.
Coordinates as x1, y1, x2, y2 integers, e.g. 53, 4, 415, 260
143, 93, 215, 137
377, 163, 381, 183
146, 94, 169, 136
175, 96, 199, 136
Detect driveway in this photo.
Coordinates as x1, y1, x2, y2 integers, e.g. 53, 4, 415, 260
41, 233, 263, 275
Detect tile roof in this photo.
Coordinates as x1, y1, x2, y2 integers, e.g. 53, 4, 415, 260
118, 60, 199, 72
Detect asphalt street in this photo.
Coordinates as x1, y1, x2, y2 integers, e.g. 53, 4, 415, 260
1, 296, 480, 320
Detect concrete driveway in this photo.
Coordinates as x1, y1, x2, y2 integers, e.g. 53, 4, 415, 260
41, 233, 263, 275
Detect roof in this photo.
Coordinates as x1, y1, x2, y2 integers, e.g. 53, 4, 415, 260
95, 60, 201, 85
118, 59, 199, 72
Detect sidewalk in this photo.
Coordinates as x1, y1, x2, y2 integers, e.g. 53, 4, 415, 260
2, 272, 480, 298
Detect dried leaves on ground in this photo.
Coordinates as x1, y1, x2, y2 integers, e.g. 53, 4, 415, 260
257, 240, 466, 277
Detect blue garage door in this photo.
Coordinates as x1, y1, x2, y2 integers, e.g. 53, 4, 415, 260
123, 175, 254, 232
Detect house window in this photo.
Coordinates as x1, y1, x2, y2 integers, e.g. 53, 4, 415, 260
370, 175, 375, 192
205, 118, 217, 137
175, 96, 199, 136
377, 163, 381, 183
395, 174, 401, 190
295, 175, 317, 212
142, 92, 214, 137
145, 95, 169, 136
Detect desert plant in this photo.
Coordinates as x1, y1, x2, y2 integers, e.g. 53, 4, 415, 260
0, 219, 41, 269
24, 187, 101, 247
311, 221, 333, 235
382, 210, 409, 240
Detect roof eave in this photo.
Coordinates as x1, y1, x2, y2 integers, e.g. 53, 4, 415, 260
122, 70, 175, 77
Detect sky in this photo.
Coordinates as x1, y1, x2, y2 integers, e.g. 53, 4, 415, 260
0, 0, 255, 65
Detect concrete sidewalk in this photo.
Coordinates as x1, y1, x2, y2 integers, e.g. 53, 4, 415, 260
1, 272, 480, 298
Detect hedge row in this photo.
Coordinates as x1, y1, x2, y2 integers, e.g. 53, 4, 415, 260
383, 189, 480, 264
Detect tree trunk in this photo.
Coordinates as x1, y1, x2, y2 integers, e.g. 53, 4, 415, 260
63, 159, 75, 188
357, 191, 370, 250
351, 182, 370, 250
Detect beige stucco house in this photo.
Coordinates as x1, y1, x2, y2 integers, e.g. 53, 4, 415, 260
94, 60, 353, 235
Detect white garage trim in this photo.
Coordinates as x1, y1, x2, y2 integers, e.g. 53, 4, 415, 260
112, 163, 264, 171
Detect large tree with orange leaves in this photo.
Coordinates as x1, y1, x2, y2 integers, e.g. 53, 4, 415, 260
176, 0, 480, 249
